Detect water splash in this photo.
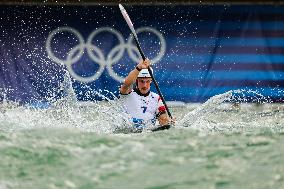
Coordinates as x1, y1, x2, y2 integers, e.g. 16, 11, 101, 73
177, 90, 233, 127
0, 70, 133, 134
176, 89, 284, 134
1, 75, 283, 134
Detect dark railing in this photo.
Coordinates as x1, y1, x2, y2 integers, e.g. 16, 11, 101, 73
0, 0, 282, 5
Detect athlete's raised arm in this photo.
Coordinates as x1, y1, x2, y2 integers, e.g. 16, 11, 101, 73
120, 59, 151, 94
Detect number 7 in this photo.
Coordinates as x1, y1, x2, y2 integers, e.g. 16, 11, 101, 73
141, 106, 147, 113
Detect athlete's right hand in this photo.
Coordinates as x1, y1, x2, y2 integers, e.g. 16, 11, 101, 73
137, 58, 151, 70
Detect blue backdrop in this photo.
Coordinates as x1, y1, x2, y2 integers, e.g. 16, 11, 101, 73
0, 4, 283, 104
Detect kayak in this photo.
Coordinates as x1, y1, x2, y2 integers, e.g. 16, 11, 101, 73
150, 124, 171, 132
113, 124, 172, 134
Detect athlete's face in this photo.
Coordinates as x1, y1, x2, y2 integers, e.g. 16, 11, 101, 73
137, 78, 152, 94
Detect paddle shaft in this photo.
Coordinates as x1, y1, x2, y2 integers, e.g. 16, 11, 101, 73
132, 35, 172, 119
119, 4, 172, 119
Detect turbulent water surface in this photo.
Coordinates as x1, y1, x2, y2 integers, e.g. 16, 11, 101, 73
0, 90, 284, 189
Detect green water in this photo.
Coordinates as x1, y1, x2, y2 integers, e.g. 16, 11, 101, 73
0, 101, 284, 189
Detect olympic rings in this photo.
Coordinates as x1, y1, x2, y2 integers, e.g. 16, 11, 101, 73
46, 26, 166, 82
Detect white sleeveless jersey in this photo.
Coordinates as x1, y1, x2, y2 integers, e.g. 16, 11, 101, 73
119, 89, 165, 128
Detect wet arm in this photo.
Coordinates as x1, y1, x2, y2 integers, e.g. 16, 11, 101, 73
119, 67, 141, 94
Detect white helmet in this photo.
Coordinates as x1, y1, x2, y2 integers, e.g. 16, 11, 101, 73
138, 68, 153, 78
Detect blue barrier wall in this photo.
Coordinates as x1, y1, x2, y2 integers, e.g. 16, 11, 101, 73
0, 4, 283, 103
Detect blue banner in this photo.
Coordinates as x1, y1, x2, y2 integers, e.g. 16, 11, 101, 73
0, 5, 283, 104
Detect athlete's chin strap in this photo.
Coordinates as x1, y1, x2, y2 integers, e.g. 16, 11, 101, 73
134, 83, 150, 97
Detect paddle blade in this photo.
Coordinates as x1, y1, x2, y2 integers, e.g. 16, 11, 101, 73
119, 4, 138, 38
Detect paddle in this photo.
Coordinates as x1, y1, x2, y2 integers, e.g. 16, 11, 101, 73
119, 4, 173, 121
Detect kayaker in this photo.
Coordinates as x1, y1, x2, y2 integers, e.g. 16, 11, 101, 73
119, 58, 172, 131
